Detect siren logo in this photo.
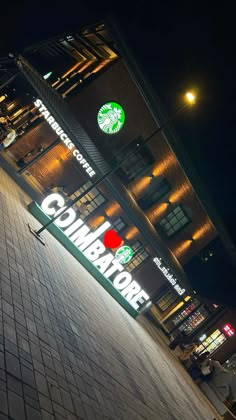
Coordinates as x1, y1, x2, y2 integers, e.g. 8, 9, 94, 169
115, 246, 133, 265
97, 102, 125, 134
41, 193, 149, 310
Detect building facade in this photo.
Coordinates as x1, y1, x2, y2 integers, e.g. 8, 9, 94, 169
0, 21, 235, 362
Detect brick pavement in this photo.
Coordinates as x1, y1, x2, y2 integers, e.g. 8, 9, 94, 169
0, 167, 220, 419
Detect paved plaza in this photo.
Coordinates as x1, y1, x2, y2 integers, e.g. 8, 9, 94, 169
0, 167, 220, 419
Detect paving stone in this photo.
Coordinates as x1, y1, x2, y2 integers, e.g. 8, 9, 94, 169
7, 373, 23, 396
0, 169, 220, 420
8, 390, 25, 420
25, 405, 41, 420
0, 389, 8, 415
5, 351, 21, 379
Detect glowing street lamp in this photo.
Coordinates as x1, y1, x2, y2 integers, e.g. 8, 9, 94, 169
185, 91, 196, 105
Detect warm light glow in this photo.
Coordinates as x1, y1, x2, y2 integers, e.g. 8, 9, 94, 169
7, 102, 16, 111
125, 226, 139, 241
88, 216, 105, 228
184, 296, 191, 302
169, 184, 191, 204
0, 95, 6, 103
130, 176, 151, 198
192, 222, 213, 241
166, 301, 184, 318
173, 240, 192, 258
152, 154, 176, 177
147, 203, 169, 223
185, 91, 196, 105
105, 202, 121, 217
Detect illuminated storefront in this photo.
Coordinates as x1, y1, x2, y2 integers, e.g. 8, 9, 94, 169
1, 21, 235, 362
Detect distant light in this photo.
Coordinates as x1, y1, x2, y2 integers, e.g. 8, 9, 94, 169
222, 323, 235, 337
199, 334, 207, 342
185, 91, 196, 105
43, 71, 53, 80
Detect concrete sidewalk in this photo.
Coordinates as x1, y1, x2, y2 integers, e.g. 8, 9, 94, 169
0, 166, 220, 419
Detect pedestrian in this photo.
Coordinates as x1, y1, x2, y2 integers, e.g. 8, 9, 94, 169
169, 330, 192, 350
187, 351, 211, 381
203, 359, 236, 403
0, 124, 17, 151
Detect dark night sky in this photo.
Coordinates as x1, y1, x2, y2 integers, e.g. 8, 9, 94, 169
1, 3, 235, 240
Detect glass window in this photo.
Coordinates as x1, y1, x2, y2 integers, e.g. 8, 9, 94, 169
138, 178, 171, 210
155, 286, 178, 312
112, 217, 127, 232
171, 299, 200, 326
125, 241, 149, 272
195, 329, 227, 355
158, 205, 190, 237
115, 139, 155, 182
72, 181, 106, 219
178, 306, 208, 335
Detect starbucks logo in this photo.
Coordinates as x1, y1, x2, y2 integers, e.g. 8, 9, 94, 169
97, 102, 125, 134
115, 245, 133, 265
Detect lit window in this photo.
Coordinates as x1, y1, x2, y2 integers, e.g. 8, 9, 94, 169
154, 285, 179, 312
158, 205, 190, 237
73, 181, 106, 219
112, 217, 127, 233
195, 329, 227, 355
138, 178, 171, 210
178, 306, 208, 335
125, 241, 149, 272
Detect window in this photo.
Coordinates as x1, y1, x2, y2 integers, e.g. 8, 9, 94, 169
112, 217, 127, 233
171, 299, 200, 326
158, 205, 190, 237
195, 329, 227, 355
155, 285, 178, 312
138, 178, 171, 210
125, 241, 149, 272
115, 138, 155, 182
178, 306, 208, 335
73, 181, 106, 219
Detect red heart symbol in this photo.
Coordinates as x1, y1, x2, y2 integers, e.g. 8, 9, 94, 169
103, 230, 122, 249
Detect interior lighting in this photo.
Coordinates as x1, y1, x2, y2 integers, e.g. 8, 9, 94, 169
43, 71, 53, 80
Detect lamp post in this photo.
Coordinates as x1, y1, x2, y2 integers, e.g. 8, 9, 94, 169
31, 91, 196, 239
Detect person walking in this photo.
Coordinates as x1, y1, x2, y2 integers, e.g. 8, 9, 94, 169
0, 124, 17, 151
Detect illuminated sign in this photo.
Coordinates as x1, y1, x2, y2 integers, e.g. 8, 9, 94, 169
153, 257, 185, 296
97, 102, 125, 134
34, 99, 96, 178
115, 246, 133, 265
222, 324, 234, 337
41, 194, 149, 310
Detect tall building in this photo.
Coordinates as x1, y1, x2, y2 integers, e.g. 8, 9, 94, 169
0, 20, 235, 364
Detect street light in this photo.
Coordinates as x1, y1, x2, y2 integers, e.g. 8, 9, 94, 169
185, 91, 196, 105
30, 91, 197, 240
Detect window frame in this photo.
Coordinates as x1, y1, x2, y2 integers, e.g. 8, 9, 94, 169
125, 240, 149, 272
114, 137, 155, 183
72, 181, 106, 219
157, 204, 191, 238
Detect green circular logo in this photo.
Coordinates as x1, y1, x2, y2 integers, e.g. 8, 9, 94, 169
97, 102, 125, 134
115, 246, 133, 265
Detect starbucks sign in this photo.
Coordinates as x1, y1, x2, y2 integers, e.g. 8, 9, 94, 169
97, 102, 125, 134
115, 246, 133, 265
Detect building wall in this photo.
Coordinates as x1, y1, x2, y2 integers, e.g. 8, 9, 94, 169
68, 60, 217, 265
